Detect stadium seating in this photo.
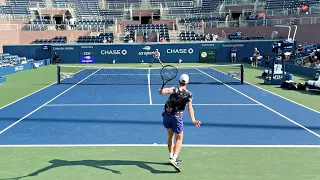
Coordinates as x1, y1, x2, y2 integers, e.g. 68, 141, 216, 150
31, 36, 68, 44
100, 10, 124, 17
24, 19, 51, 31
74, 19, 114, 30
77, 33, 114, 43
179, 16, 225, 23
198, 0, 221, 13
0, 53, 34, 68
180, 31, 214, 41
228, 33, 264, 40
125, 24, 169, 42
52, 0, 124, 18
306, 0, 320, 6
265, 0, 299, 12
0, 0, 33, 14
180, 31, 264, 41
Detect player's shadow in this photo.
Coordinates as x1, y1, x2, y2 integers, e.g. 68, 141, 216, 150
0, 159, 178, 180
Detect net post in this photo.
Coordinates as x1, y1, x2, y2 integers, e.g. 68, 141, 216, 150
57, 65, 61, 84
240, 64, 244, 84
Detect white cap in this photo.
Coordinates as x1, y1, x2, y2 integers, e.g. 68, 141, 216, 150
179, 74, 189, 83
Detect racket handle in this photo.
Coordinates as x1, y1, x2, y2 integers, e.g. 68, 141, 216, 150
161, 84, 165, 90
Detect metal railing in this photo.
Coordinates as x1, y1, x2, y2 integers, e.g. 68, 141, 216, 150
170, 12, 229, 19
224, 0, 256, 6
263, 7, 320, 16
0, 14, 31, 21
0, 23, 113, 32
29, 2, 75, 9
195, 16, 320, 28
106, 1, 193, 10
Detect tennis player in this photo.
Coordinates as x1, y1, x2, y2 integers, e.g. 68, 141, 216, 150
151, 49, 163, 67
159, 74, 201, 171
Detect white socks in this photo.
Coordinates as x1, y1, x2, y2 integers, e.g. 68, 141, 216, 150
173, 154, 178, 160
170, 153, 174, 159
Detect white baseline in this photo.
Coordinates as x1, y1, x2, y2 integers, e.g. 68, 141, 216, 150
0, 144, 320, 148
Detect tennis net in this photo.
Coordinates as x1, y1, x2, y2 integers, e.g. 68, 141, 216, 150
57, 64, 244, 85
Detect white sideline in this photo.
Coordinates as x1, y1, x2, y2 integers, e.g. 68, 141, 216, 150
0, 69, 101, 135
195, 68, 320, 138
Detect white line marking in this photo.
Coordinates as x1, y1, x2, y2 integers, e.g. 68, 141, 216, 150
0, 68, 85, 110
0, 69, 101, 135
244, 80, 320, 114
0, 82, 57, 110
44, 103, 261, 107
93, 73, 202, 76
148, 68, 152, 105
195, 68, 320, 138
210, 65, 320, 114
0, 144, 320, 148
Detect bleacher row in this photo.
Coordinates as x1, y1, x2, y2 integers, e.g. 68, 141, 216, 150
179, 16, 225, 23
180, 31, 264, 41
77, 33, 114, 43
1, 0, 320, 17
125, 24, 170, 42
31, 36, 67, 44
0, 53, 34, 68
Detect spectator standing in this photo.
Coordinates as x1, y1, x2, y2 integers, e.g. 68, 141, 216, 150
69, 16, 75, 29
252, 47, 260, 68
231, 45, 237, 63
143, 32, 148, 42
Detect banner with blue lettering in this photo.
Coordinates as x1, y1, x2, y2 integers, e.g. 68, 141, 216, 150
48, 40, 280, 64
4, 40, 292, 64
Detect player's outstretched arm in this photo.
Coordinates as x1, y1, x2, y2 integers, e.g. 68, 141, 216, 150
187, 102, 201, 127
159, 88, 174, 95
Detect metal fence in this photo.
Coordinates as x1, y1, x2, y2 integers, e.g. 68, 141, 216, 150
200, 16, 320, 28
106, 1, 193, 10
0, 24, 111, 32
29, 2, 75, 9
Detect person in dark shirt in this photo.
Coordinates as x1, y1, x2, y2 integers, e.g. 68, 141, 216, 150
53, 52, 60, 64
231, 45, 237, 63
159, 74, 201, 171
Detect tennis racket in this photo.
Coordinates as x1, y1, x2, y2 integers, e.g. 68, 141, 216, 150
160, 65, 178, 90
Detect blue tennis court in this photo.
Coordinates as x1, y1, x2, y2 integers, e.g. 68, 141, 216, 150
1, 65, 320, 146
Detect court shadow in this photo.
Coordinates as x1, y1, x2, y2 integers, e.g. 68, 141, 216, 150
0, 159, 178, 179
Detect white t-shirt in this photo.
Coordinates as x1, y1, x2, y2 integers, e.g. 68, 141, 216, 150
154, 51, 160, 58
69, 18, 75, 25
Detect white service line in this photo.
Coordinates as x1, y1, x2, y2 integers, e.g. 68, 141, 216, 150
44, 103, 262, 107
0, 69, 101, 135
0, 144, 320, 148
195, 68, 320, 138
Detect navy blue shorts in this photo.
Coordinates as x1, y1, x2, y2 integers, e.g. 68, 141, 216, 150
162, 112, 184, 134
